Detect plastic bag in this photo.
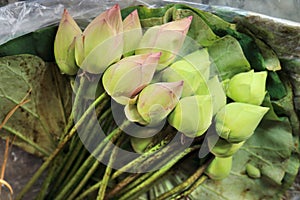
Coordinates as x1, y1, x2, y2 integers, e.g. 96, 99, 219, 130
0, 0, 300, 57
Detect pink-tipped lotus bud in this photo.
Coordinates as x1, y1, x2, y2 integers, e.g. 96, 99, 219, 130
136, 81, 183, 126
54, 9, 82, 75
75, 4, 123, 74
103, 52, 161, 105
123, 10, 142, 56
135, 17, 192, 70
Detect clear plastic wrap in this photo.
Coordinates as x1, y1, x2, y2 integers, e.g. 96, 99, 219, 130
0, 0, 299, 50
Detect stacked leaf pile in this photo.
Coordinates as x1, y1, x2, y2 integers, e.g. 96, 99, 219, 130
0, 3, 298, 200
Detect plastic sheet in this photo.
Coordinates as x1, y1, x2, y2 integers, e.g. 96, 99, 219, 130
0, 0, 299, 47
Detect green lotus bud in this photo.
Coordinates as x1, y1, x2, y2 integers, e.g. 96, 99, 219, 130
161, 50, 210, 97
130, 136, 153, 154
102, 52, 161, 105
182, 48, 211, 81
75, 4, 123, 74
135, 17, 192, 70
124, 104, 148, 125
205, 156, 232, 180
54, 9, 82, 75
226, 70, 267, 105
208, 136, 245, 157
123, 10, 142, 56
215, 102, 269, 143
207, 76, 226, 115
246, 163, 261, 179
168, 95, 213, 137
136, 81, 183, 126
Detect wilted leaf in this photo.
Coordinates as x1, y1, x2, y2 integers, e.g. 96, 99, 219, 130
0, 54, 72, 157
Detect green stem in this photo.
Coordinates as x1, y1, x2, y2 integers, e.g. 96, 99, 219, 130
156, 160, 211, 200
75, 182, 101, 200
173, 175, 208, 200
35, 160, 57, 200
96, 135, 123, 200
54, 120, 129, 200
15, 92, 108, 200
77, 136, 173, 200
112, 137, 171, 179
67, 159, 100, 200
72, 75, 88, 121
107, 141, 177, 198
60, 112, 74, 140
118, 146, 200, 200
66, 124, 116, 200
49, 138, 84, 196
2, 126, 49, 156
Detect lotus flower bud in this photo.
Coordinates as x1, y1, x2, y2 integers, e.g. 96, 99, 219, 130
135, 81, 183, 126
226, 70, 267, 105
130, 136, 153, 154
168, 95, 213, 137
123, 10, 142, 56
161, 50, 210, 97
102, 53, 161, 105
75, 4, 123, 74
246, 163, 261, 179
125, 104, 148, 125
208, 136, 245, 157
135, 17, 192, 70
215, 102, 269, 143
54, 9, 82, 75
182, 49, 211, 81
207, 76, 226, 115
205, 156, 232, 180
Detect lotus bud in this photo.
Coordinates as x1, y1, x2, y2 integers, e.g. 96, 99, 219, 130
130, 136, 153, 153
168, 95, 213, 137
136, 81, 183, 126
75, 4, 123, 74
226, 70, 267, 105
161, 51, 209, 97
182, 48, 211, 81
123, 10, 142, 56
124, 104, 148, 125
205, 156, 232, 180
54, 9, 82, 75
208, 136, 245, 157
102, 52, 161, 105
207, 76, 227, 115
135, 17, 192, 70
215, 102, 269, 143
246, 163, 261, 179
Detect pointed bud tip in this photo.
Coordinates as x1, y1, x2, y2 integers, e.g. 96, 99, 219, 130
151, 52, 162, 58
113, 4, 120, 10
130, 9, 138, 16
62, 9, 70, 19
187, 16, 193, 21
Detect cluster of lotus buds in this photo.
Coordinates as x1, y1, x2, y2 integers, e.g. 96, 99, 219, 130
54, 4, 270, 181
205, 71, 269, 180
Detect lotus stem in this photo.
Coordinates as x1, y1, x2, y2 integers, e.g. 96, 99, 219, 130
16, 92, 108, 200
